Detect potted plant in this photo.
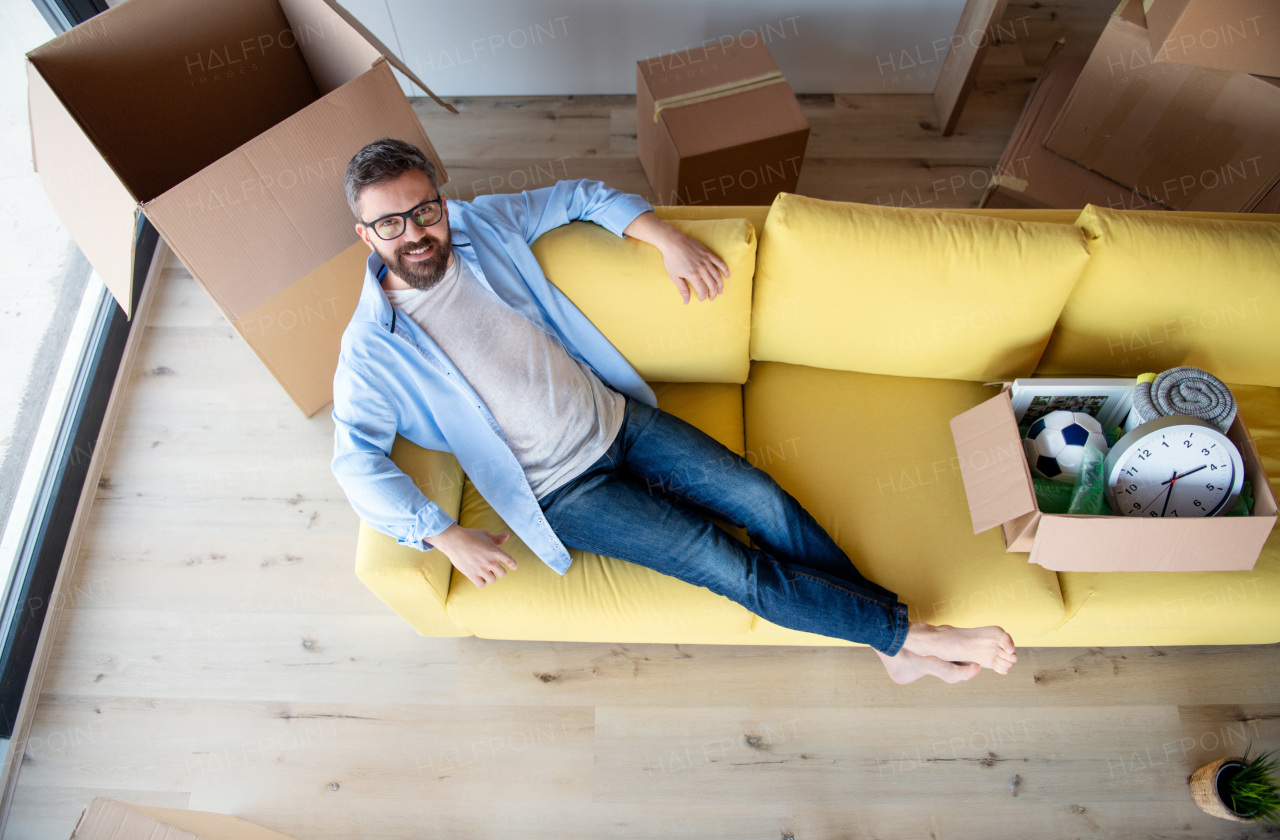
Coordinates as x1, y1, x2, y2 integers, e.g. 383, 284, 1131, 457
1190, 746, 1280, 823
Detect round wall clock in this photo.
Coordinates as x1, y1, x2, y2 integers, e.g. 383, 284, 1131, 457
1104, 415, 1245, 518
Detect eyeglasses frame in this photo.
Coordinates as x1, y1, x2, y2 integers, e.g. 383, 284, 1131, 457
360, 196, 445, 241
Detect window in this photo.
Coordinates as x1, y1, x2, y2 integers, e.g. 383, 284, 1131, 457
0, 0, 156, 737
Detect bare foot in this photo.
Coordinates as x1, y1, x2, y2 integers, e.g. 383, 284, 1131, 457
875, 648, 981, 685
901, 623, 1017, 674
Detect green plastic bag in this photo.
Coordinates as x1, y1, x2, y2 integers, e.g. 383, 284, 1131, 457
1032, 476, 1074, 514
1225, 481, 1255, 517
1067, 444, 1110, 515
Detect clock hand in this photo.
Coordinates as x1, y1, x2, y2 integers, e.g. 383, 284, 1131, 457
1162, 464, 1207, 485
1140, 471, 1179, 516
1160, 481, 1173, 517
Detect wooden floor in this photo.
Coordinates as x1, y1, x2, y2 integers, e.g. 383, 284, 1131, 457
8, 2, 1279, 837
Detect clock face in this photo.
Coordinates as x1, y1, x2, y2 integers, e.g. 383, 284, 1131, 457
1105, 416, 1244, 518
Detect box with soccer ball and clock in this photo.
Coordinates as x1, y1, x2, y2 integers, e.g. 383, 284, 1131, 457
949, 367, 1277, 572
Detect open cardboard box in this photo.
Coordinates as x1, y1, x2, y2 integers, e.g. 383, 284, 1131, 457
27, 0, 453, 416
71, 797, 299, 840
950, 384, 1278, 572
980, 39, 1170, 211
1043, 0, 1280, 213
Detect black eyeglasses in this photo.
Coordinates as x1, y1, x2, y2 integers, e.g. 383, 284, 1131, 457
361, 197, 444, 240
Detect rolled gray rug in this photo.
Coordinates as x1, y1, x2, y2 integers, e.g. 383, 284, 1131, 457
1130, 366, 1237, 432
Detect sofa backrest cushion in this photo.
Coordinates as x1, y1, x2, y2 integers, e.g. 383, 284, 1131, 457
751, 193, 1091, 381
532, 217, 756, 384
1037, 205, 1280, 387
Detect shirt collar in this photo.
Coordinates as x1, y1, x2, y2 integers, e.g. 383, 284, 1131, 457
356, 250, 397, 332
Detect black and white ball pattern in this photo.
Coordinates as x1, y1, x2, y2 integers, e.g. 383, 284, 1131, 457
1023, 410, 1110, 483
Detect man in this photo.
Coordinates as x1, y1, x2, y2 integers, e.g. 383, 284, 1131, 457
332, 138, 1016, 684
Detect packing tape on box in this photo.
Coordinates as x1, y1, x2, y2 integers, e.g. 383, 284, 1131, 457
653, 71, 787, 122
990, 173, 1029, 192
1131, 366, 1237, 432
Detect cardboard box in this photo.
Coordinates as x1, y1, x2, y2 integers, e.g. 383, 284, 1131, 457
981, 39, 1170, 211
1254, 178, 1280, 213
636, 37, 809, 206
1043, 0, 1280, 212
27, 0, 451, 416
1145, 0, 1280, 78
71, 798, 299, 840
950, 385, 1277, 572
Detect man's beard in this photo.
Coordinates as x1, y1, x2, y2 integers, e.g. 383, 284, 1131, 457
385, 229, 452, 291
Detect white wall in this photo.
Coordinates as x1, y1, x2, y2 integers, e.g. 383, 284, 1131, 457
342, 0, 968, 97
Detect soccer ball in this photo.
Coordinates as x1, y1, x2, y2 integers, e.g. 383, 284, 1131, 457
1023, 410, 1110, 483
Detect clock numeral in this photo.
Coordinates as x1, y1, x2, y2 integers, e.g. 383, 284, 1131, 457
1210, 464, 1218, 470
1161, 441, 1170, 448
1201, 447, 1210, 456
1133, 502, 1140, 510
1169, 510, 1178, 517
1128, 484, 1137, 492
1193, 499, 1202, 507
1148, 510, 1158, 517
1207, 483, 1214, 491
1184, 440, 1192, 448
1139, 449, 1151, 460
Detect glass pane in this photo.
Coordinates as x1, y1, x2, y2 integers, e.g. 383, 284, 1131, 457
0, 0, 93, 707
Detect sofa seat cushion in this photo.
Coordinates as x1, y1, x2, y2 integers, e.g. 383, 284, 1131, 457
743, 361, 1066, 640
533, 217, 757, 384
1038, 205, 1280, 387
751, 193, 1090, 382
445, 382, 757, 643
1049, 382, 1280, 647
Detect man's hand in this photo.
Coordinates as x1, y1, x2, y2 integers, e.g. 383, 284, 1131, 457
429, 523, 517, 588
623, 212, 730, 304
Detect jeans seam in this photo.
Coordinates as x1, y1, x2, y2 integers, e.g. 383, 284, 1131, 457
626, 398, 661, 453
787, 564, 905, 652
885, 602, 909, 656
785, 565, 896, 610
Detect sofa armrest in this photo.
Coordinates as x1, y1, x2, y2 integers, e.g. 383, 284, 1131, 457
353, 442, 472, 637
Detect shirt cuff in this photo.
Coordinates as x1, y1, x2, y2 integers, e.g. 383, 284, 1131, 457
600, 194, 654, 238
400, 509, 456, 552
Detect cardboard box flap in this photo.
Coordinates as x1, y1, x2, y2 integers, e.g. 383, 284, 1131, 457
950, 391, 1037, 534
145, 61, 435, 323
26, 62, 139, 316
73, 797, 301, 840
1145, 0, 1280, 78
285, 0, 458, 113
27, 0, 320, 204
1029, 514, 1273, 571
1117, 0, 1146, 26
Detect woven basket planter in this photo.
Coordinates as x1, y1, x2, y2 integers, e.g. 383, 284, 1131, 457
1190, 757, 1253, 823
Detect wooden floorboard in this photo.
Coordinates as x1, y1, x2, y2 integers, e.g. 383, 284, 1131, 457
9, 2, 1280, 836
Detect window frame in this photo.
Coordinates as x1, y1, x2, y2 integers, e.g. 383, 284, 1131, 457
0, 0, 142, 736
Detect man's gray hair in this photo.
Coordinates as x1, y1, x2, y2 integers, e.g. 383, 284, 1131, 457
345, 138, 439, 219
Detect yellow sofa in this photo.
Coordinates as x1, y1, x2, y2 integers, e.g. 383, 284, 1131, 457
353, 194, 1280, 648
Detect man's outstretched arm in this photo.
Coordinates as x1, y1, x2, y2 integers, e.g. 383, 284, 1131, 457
477, 179, 730, 305
623, 211, 730, 305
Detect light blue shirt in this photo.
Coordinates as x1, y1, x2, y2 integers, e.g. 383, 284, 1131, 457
331, 180, 655, 575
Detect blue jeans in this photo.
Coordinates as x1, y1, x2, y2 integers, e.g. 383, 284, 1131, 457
536, 395, 909, 655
